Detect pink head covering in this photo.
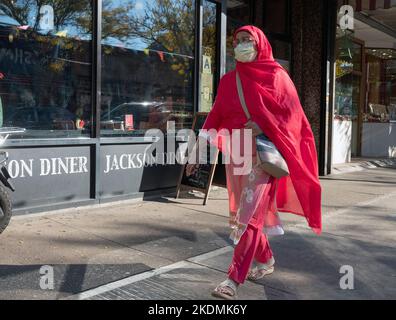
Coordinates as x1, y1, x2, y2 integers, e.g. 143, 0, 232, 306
234, 25, 275, 61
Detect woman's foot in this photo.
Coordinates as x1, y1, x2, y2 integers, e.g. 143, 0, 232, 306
247, 256, 275, 281
211, 278, 239, 300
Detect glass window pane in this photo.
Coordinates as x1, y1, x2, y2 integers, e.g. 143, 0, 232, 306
226, 0, 251, 72
0, 1, 93, 138
101, 0, 195, 137
352, 42, 362, 72
271, 39, 291, 71
200, 0, 217, 112
364, 49, 396, 122
263, 0, 288, 35
335, 27, 354, 121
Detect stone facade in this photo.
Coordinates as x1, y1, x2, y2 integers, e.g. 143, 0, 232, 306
290, 0, 326, 154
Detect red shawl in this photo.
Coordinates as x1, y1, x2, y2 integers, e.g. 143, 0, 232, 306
202, 25, 322, 234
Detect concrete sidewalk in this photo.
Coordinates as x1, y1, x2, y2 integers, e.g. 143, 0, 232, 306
0, 162, 395, 299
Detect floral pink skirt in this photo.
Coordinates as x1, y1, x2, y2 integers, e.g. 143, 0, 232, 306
225, 148, 284, 245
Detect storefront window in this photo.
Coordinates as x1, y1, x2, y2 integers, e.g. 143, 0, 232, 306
100, 0, 195, 137
271, 39, 291, 71
262, 0, 291, 72
0, 1, 92, 138
263, 0, 289, 35
226, 0, 251, 72
334, 29, 359, 121
225, 0, 291, 73
200, 0, 217, 112
352, 41, 362, 72
364, 49, 396, 122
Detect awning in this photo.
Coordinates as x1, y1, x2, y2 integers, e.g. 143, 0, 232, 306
348, 0, 396, 11
345, 0, 396, 34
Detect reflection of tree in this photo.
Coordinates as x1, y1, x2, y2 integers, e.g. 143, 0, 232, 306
101, 0, 195, 126
101, 0, 135, 40
202, 2, 216, 76
0, 0, 34, 26
102, 0, 195, 81
2, 0, 195, 56
1, 0, 91, 33
202, 3, 216, 55
2, 0, 196, 79
97, 0, 196, 57
137, 0, 194, 81
0, 1, 93, 80
127, 0, 194, 55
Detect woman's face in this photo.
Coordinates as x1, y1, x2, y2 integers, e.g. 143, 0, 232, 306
233, 31, 257, 50
233, 31, 258, 62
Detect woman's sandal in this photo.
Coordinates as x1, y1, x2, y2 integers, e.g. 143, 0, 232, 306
247, 257, 275, 281
211, 279, 238, 300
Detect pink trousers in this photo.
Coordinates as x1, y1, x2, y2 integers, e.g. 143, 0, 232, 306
225, 163, 277, 284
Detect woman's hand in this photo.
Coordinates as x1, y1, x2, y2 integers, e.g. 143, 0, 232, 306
185, 163, 200, 176
244, 120, 263, 137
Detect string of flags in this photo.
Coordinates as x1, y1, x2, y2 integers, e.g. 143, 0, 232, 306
157, 51, 164, 62
140, 47, 192, 63
55, 30, 68, 37
105, 42, 193, 63
17, 25, 30, 30
4, 24, 193, 63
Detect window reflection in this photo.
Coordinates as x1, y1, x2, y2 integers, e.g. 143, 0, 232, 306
271, 39, 291, 71
200, 0, 217, 112
263, 0, 288, 35
335, 29, 365, 124
226, 0, 251, 72
365, 48, 396, 122
100, 0, 195, 136
0, 1, 92, 138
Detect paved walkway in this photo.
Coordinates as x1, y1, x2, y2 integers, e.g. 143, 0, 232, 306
0, 162, 395, 299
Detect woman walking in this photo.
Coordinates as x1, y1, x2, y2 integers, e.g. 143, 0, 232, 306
186, 25, 322, 300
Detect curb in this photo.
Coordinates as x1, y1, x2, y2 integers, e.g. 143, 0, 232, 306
331, 158, 396, 175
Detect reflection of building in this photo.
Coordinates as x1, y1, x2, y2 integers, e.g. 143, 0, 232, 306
0, 0, 395, 214
332, 0, 396, 163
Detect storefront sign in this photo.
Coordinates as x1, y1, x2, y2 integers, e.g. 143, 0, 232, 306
200, 55, 214, 112
100, 144, 182, 197
5, 146, 91, 209
7, 156, 89, 178
103, 153, 146, 173
202, 55, 212, 74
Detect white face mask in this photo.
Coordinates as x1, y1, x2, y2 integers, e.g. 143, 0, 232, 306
234, 42, 257, 63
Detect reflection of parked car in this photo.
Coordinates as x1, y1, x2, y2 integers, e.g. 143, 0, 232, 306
4, 107, 76, 130
100, 101, 172, 131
